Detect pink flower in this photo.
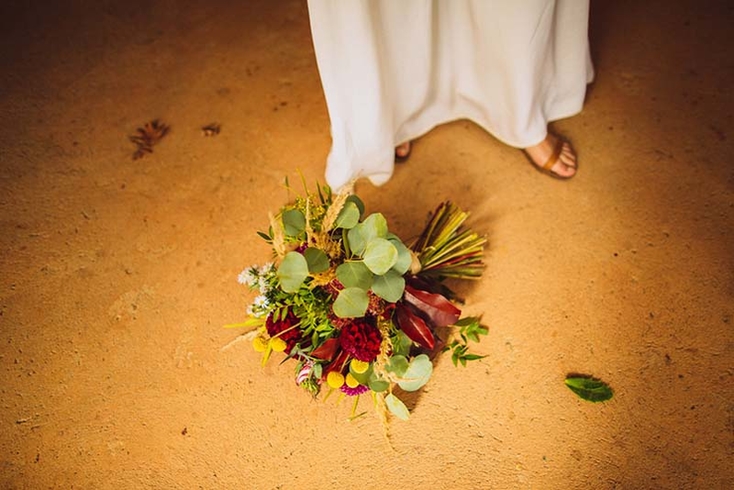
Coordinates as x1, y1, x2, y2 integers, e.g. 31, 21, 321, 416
340, 383, 369, 396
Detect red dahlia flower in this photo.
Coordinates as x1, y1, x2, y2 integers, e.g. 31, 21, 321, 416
266, 311, 301, 352
339, 317, 382, 362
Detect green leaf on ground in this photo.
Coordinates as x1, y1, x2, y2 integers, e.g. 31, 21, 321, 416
565, 376, 614, 402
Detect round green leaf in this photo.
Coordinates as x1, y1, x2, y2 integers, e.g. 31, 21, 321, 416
385, 393, 410, 420
346, 223, 368, 256
332, 287, 369, 318
397, 354, 433, 392
335, 201, 360, 230
277, 252, 308, 292
368, 372, 390, 392
346, 194, 365, 216
363, 238, 398, 275
349, 363, 372, 385
281, 209, 306, 237
362, 213, 388, 240
385, 355, 409, 377
393, 331, 413, 357
303, 247, 330, 273
336, 261, 373, 290
389, 238, 412, 275
371, 270, 405, 302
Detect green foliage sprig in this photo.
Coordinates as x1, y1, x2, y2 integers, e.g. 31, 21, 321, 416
442, 317, 489, 366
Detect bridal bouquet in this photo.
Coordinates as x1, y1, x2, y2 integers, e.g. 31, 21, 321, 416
233, 181, 487, 420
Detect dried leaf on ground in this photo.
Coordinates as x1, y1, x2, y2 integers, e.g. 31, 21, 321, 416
129, 119, 169, 159
201, 123, 221, 136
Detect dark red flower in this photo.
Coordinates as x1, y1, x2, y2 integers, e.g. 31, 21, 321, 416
339, 317, 382, 362
266, 311, 302, 351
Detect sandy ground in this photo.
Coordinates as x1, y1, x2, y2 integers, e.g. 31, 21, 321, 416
1, 0, 732, 488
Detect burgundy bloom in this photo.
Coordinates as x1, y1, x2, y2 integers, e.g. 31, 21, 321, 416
339, 317, 382, 362
266, 311, 301, 351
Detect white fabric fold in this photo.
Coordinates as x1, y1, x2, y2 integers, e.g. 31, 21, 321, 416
308, 0, 594, 189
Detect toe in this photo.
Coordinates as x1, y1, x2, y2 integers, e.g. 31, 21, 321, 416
395, 142, 411, 158
560, 142, 578, 169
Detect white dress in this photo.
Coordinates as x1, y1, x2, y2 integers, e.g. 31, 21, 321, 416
308, 0, 594, 189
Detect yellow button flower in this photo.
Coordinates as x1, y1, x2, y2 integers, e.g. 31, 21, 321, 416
326, 371, 345, 389
345, 373, 360, 388
270, 337, 287, 352
350, 359, 369, 374
252, 336, 268, 352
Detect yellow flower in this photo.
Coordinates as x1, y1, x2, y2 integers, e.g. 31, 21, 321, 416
252, 336, 268, 352
345, 373, 359, 388
270, 337, 287, 352
350, 359, 369, 374
327, 371, 345, 389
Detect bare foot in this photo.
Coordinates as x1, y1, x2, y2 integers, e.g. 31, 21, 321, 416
524, 133, 577, 179
395, 141, 411, 161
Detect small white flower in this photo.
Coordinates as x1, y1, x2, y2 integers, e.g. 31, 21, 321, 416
253, 295, 269, 308
237, 266, 259, 287
260, 262, 274, 275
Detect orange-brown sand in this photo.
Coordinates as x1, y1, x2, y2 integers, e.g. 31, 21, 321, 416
1, 1, 732, 488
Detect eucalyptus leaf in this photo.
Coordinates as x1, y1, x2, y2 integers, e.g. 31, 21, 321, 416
385, 355, 409, 377
368, 378, 389, 393
371, 270, 405, 302
362, 213, 389, 240
347, 224, 368, 256
565, 376, 614, 402
346, 194, 365, 216
336, 262, 373, 290
332, 287, 369, 318
385, 393, 410, 421
389, 238, 413, 275
277, 252, 308, 292
392, 331, 413, 357
397, 354, 433, 392
304, 247, 330, 273
282, 209, 306, 237
363, 238, 398, 275
349, 364, 372, 385
335, 201, 360, 230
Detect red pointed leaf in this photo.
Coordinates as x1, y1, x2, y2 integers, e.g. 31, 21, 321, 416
311, 338, 338, 361
396, 304, 435, 350
321, 348, 350, 380
404, 285, 461, 328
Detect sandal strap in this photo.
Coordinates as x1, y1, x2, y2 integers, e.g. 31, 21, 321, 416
542, 139, 564, 171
